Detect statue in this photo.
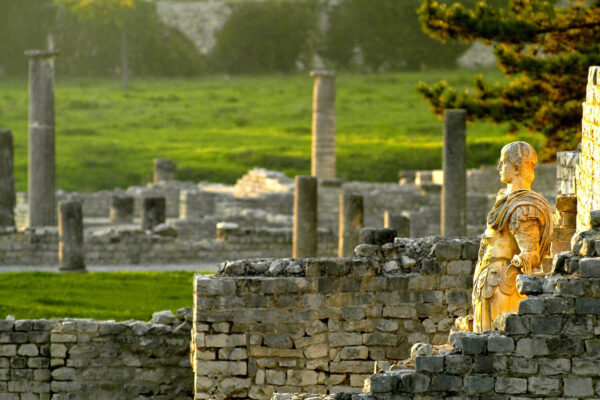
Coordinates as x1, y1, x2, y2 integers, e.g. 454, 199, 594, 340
471, 141, 553, 332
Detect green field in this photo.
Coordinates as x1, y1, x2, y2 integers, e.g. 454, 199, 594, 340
0, 69, 544, 192
0, 271, 203, 321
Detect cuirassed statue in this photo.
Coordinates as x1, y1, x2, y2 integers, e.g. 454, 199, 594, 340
472, 142, 553, 332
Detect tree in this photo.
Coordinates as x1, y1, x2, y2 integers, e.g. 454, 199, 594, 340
417, 0, 600, 158
54, 0, 139, 88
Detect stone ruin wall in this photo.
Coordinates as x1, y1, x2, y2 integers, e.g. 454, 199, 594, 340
0, 310, 193, 400
191, 237, 479, 398
0, 226, 337, 266
361, 254, 600, 399
578, 66, 600, 231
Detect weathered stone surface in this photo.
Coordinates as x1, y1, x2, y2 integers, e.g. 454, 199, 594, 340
516, 274, 544, 295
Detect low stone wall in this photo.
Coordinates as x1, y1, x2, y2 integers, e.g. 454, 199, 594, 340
0, 309, 193, 399
0, 226, 336, 266
362, 257, 600, 399
192, 236, 479, 398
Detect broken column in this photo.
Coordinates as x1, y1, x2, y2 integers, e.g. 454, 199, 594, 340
141, 196, 166, 230
26, 50, 58, 227
441, 109, 467, 237
310, 70, 336, 179
293, 176, 317, 258
384, 211, 410, 238
153, 158, 177, 183
339, 193, 363, 257
110, 195, 134, 223
0, 130, 15, 229
58, 200, 86, 272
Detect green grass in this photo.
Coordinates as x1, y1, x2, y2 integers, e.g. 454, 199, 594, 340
0, 69, 545, 192
0, 271, 205, 321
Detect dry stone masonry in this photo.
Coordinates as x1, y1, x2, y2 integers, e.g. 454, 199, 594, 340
578, 66, 600, 232
0, 309, 193, 399
192, 235, 479, 398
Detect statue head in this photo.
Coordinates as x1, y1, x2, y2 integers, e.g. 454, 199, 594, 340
497, 141, 537, 185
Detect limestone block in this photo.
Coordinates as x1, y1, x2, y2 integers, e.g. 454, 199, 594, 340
463, 375, 493, 394
527, 376, 560, 395
195, 361, 246, 376
494, 377, 527, 394
286, 370, 318, 386
415, 355, 443, 373
430, 374, 462, 392
17, 344, 39, 357
538, 358, 570, 376
516, 338, 549, 357
329, 361, 374, 374
487, 335, 514, 353
579, 257, 600, 278
400, 372, 430, 393
340, 346, 369, 360
265, 369, 286, 385
516, 274, 544, 295
510, 357, 538, 374
328, 332, 362, 347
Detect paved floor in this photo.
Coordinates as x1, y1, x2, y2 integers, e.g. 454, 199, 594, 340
0, 263, 220, 273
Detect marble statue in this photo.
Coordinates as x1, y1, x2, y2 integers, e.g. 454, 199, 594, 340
471, 141, 553, 332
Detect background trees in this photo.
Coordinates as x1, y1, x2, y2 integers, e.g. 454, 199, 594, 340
417, 0, 600, 157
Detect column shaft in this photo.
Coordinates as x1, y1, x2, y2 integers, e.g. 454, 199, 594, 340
338, 194, 363, 257
441, 109, 467, 237
26, 50, 58, 227
293, 176, 317, 258
0, 130, 15, 228
59, 200, 86, 272
311, 71, 336, 179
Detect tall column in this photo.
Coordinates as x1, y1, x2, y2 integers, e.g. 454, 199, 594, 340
0, 130, 15, 229
58, 201, 86, 272
153, 158, 177, 183
26, 50, 58, 227
293, 176, 317, 258
141, 197, 166, 231
310, 70, 336, 179
338, 193, 363, 257
441, 109, 467, 237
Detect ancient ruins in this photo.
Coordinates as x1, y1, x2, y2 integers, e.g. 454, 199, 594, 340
1, 51, 600, 400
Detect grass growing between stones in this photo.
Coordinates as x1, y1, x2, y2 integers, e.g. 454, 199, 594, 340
0, 69, 545, 192
0, 271, 207, 321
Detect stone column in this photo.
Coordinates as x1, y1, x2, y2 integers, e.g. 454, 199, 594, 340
153, 158, 177, 183
441, 109, 467, 237
310, 70, 336, 179
338, 194, 363, 257
26, 50, 58, 227
293, 176, 317, 258
141, 197, 166, 230
0, 130, 15, 229
110, 196, 134, 223
58, 200, 86, 272
384, 211, 410, 238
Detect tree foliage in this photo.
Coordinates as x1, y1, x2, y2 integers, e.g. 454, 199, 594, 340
417, 0, 600, 157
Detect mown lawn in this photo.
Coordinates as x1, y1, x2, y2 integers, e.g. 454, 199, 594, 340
0, 69, 544, 192
0, 271, 206, 321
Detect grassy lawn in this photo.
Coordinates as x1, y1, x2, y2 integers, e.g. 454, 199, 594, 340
0, 69, 544, 192
0, 271, 204, 321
